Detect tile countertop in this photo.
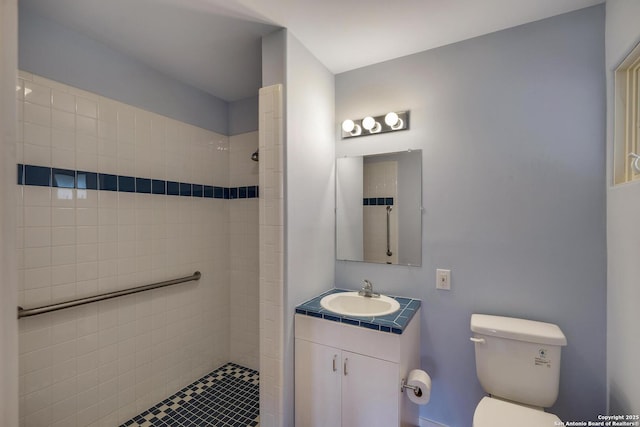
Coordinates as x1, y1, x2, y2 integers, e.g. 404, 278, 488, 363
295, 288, 421, 335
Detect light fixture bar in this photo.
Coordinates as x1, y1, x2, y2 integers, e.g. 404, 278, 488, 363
341, 111, 409, 139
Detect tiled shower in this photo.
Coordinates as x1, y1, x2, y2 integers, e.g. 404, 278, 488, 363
362, 158, 398, 264
16, 71, 260, 426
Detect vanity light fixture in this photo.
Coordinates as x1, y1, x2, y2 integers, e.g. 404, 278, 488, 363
341, 111, 409, 139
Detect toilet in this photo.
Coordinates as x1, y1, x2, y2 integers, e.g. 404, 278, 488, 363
470, 314, 567, 427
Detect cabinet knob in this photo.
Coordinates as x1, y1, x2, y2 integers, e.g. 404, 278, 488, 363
344, 358, 348, 376
332, 355, 337, 372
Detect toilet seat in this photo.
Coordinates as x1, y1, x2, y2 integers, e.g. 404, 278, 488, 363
473, 396, 561, 427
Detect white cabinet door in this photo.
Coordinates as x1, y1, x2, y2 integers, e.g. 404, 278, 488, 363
295, 339, 342, 427
341, 350, 399, 427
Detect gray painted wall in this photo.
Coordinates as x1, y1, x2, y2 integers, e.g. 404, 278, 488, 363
335, 6, 606, 426
262, 27, 337, 427
284, 31, 336, 427
19, 7, 242, 135
229, 96, 258, 135
262, 29, 287, 89
605, 0, 640, 415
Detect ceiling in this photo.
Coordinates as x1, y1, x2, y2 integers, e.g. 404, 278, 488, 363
20, 0, 603, 102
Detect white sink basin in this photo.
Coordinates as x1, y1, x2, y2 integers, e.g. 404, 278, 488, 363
320, 292, 400, 317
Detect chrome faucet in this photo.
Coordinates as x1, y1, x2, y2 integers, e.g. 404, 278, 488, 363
359, 279, 380, 298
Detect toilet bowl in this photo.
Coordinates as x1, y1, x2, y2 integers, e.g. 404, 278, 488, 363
473, 396, 561, 427
470, 314, 567, 427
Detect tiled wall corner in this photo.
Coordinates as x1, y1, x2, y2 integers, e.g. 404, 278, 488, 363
229, 131, 259, 371
258, 84, 285, 427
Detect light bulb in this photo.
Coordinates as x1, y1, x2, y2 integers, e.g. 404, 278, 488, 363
384, 112, 398, 126
342, 119, 355, 133
362, 116, 381, 133
362, 116, 375, 130
341, 119, 361, 136
385, 112, 403, 130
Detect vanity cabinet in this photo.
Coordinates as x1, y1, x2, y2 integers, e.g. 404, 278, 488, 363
294, 312, 420, 427
295, 339, 398, 426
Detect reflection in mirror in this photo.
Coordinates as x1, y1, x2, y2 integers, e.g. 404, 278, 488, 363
336, 150, 422, 266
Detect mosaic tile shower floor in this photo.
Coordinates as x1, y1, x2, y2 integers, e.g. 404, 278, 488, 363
120, 363, 259, 427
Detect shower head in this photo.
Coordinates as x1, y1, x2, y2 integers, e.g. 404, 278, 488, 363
251, 149, 259, 162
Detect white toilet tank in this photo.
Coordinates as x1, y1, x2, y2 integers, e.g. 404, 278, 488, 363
471, 314, 567, 408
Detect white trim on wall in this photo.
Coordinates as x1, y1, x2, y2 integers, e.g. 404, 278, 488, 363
419, 417, 449, 427
0, 0, 19, 425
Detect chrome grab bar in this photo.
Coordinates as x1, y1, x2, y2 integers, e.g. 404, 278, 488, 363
17, 271, 201, 319
386, 205, 393, 257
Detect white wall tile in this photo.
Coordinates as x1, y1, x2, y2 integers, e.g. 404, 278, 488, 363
52, 189, 74, 208
51, 149, 75, 170
24, 103, 51, 128
76, 116, 97, 138
18, 73, 235, 427
77, 97, 97, 119
76, 226, 98, 244
24, 123, 51, 148
259, 84, 284, 427
24, 247, 51, 269
117, 106, 135, 131
24, 81, 51, 107
20, 327, 51, 354
23, 144, 51, 167
51, 359, 76, 385
23, 367, 51, 394
51, 264, 75, 285
24, 207, 51, 228
52, 110, 74, 132
24, 267, 51, 290
76, 152, 98, 174
51, 246, 75, 266
51, 283, 76, 304
24, 227, 51, 248
98, 100, 117, 124
51, 90, 75, 114
76, 403, 98, 427
76, 134, 97, 155
52, 208, 75, 227
50, 380, 76, 410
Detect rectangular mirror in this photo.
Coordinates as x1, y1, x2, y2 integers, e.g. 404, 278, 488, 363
336, 150, 422, 266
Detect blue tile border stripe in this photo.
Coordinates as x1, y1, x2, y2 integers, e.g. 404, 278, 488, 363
17, 164, 259, 199
77, 171, 97, 190
24, 165, 51, 186
363, 197, 394, 206
295, 288, 421, 335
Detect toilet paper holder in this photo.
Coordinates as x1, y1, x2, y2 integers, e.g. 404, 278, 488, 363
400, 378, 423, 397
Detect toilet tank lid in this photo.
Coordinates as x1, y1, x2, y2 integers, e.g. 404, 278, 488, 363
471, 314, 567, 346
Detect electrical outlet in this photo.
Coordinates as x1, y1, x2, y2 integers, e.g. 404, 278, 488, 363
436, 269, 451, 290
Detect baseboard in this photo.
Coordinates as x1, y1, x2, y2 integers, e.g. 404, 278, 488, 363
419, 417, 449, 427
